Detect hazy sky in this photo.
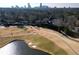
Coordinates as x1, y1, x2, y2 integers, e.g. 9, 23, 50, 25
0, 0, 79, 8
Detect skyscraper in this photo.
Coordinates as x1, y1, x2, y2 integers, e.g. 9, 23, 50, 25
40, 3, 42, 8
15, 5, 19, 8
24, 5, 26, 8
27, 3, 31, 8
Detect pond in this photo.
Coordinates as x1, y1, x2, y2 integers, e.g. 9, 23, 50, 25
0, 40, 50, 55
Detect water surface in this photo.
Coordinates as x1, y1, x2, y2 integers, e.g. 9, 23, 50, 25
0, 40, 49, 55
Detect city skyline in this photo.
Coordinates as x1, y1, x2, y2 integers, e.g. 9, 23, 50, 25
0, 1, 79, 8
11, 3, 79, 8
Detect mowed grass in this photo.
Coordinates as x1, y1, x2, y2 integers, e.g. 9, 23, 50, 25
0, 27, 68, 55
22, 34, 68, 55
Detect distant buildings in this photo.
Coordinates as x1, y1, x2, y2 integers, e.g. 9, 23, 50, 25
24, 5, 26, 8
11, 3, 49, 9
11, 6, 14, 8
27, 3, 31, 8
39, 3, 48, 8
40, 3, 42, 8
15, 5, 19, 8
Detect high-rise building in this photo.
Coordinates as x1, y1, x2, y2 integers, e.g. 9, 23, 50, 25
15, 5, 19, 8
11, 6, 14, 8
27, 3, 31, 8
24, 5, 26, 8
40, 3, 42, 8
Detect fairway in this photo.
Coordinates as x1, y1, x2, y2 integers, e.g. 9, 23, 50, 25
0, 26, 67, 55
32, 26, 79, 54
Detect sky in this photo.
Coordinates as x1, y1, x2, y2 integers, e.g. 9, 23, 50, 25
0, 0, 79, 8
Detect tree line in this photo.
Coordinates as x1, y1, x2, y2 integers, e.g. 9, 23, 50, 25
0, 8, 79, 37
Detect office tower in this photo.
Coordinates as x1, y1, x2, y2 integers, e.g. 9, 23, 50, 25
27, 3, 31, 8
40, 3, 42, 8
